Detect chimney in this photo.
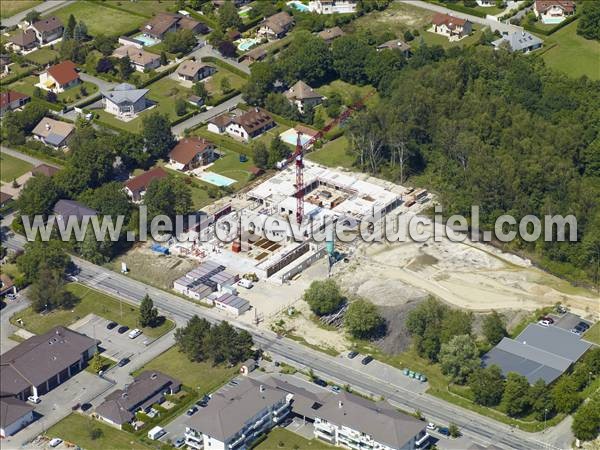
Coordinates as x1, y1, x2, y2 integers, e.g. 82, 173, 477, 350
151, 373, 158, 380
259, 384, 265, 392
46, 123, 51, 131
338, 401, 343, 409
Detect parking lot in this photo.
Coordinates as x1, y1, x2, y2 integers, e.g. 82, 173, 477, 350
550, 312, 592, 333
71, 314, 149, 361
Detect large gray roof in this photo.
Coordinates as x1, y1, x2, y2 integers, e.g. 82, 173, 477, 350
102, 83, 149, 105
492, 31, 543, 52
185, 377, 288, 442
0, 395, 33, 428
482, 324, 592, 384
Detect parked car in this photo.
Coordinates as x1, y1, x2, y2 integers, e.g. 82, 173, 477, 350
538, 319, 551, 327
27, 396, 40, 404
106, 321, 118, 330
186, 406, 198, 416
117, 357, 130, 367
117, 325, 129, 334
347, 351, 358, 359
81, 403, 92, 411
6, 293, 16, 301
128, 328, 142, 339
174, 437, 185, 448
49, 438, 63, 448
143, 338, 152, 346
361, 355, 373, 365
331, 385, 341, 394
577, 322, 590, 331
437, 427, 450, 437
539, 316, 554, 324
314, 378, 327, 387
238, 278, 253, 289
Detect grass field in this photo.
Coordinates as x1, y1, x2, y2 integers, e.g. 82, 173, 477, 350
8, 76, 98, 105
48, 1, 146, 37
421, 26, 484, 49
255, 428, 334, 450
24, 47, 59, 65
541, 21, 600, 80
205, 69, 247, 104
46, 413, 151, 450
0, 1, 42, 18
307, 136, 354, 169
98, 0, 177, 17
351, 1, 432, 37
10, 283, 175, 338
584, 321, 600, 345
0, 153, 33, 182
135, 347, 239, 394
209, 149, 255, 188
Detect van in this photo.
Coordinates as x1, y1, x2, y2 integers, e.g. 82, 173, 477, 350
148, 426, 166, 440
238, 278, 253, 289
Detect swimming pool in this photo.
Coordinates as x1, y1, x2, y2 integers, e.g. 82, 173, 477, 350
287, 1, 310, 12
280, 128, 313, 147
541, 17, 565, 24
132, 33, 161, 47
199, 172, 237, 187
236, 38, 261, 52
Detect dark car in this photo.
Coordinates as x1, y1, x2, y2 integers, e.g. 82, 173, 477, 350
117, 325, 129, 334
437, 427, 450, 437
577, 322, 590, 331
106, 321, 118, 330
81, 403, 92, 411
117, 357, 130, 367
186, 406, 198, 416
347, 351, 358, 359
361, 355, 373, 365
314, 378, 327, 387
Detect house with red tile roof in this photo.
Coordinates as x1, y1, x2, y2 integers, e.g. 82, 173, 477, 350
169, 138, 217, 171
124, 167, 169, 203
0, 91, 30, 117
534, 0, 575, 24
431, 13, 473, 40
39, 60, 80, 93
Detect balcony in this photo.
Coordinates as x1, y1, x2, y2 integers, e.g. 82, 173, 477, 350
272, 402, 290, 417
228, 433, 246, 449
416, 432, 430, 449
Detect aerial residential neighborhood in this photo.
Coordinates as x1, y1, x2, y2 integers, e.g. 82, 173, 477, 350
0, 0, 599, 450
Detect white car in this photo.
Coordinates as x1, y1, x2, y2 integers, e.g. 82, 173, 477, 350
27, 396, 41, 404
128, 328, 142, 339
49, 438, 63, 448
538, 319, 551, 327
427, 422, 436, 431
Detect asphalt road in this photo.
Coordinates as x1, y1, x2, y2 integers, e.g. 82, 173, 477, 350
0, 1, 68, 28
1, 232, 563, 450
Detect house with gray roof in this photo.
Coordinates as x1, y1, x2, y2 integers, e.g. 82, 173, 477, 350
184, 377, 292, 449
492, 31, 543, 53
102, 83, 149, 118
482, 323, 592, 384
53, 199, 97, 225
31, 117, 75, 149
0, 395, 34, 438
95, 371, 181, 428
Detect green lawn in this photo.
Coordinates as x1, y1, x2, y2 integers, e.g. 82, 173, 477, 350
584, 321, 600, 345
307, 136, 354, 169
0, 1, 42, 18
205, 68, 247, 104
541, 20, 600, 80
10, 283, 175, 338
25, 47, 59, 65
210, 149, 255, 188
0, 153, 33, 183
97, 0, 178, 17
315, 80, 376, 109
421, 26, 484, 49
7, 76, 98, 105
46, 413, 151, 450
351, 1, 433, 37
255, 428, 334, 450
135, 347, 239, 394
48, 1, 146, 37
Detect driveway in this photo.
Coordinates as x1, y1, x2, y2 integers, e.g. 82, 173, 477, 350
190, 44, 250, 75
0, 291, 29, 354
171, 93, 243, 137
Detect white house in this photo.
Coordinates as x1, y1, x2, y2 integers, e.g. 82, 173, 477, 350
284, 80, 324, 114
38, 60, 80, 93
29, 17, 64, 44
534, 0, 575, 24
168, 137, 217, 171
176, 60, 216, 82
492, 31, 543, 53
0, 397, 34, 438
431, 13, 473, 40
101, 83, 149, 118
308, 0, 357, 14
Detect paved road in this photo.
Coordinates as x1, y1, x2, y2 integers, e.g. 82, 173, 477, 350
0, 293, 29, 354
0, 233, 567, 450
79, 72, 117, 94
0, 145, 58, 167
404, 0, 523, 34
171, 93, 243, 136
190, 44, 251, 75
0, 1, 68, 28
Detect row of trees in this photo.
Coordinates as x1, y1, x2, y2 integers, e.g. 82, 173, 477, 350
174, 315, 254, 365
577, 0, 600, 41
303, 279, 385, 340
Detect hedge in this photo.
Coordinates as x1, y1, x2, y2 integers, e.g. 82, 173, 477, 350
183, 7, 219, 29
137, 64, 179, 88
17, 145, 66, 166
206, 88, 241, 107
76, 93, 102, 109
200, 56, 250, 79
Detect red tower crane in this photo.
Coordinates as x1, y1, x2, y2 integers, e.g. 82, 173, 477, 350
290, 91, 374, 224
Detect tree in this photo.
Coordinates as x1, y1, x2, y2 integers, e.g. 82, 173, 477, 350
218, 40, 237, 58
144, 176, 192, 220
552, 376, 581, 413
193, 81, 209, 101
220, 76, 231, 93
404, 30, 414, 41
46, 91, 58, 103
175, 98, 187, 116
448, 423, 460, 438
252, 141, 269, 169
332, 35, 373, 84
160, 51, 168, 66
529, 379, 554, 422
16, 175, 60, 218
577, 0, 600, 41
440, 309, 472, 343
502, 372, 531, 417
74, 21, 88, 41
142, 112, 176, 159
469, 365, 504, 406
24, 10, 41, 24
90, 351, 104, 373
28, 264, 77, 312
268, 135, 290, 168
118, 55, 134, 80
17, 240, 71, 283
67, 14, 77, 37
175, 315, 212, 362
344, 299, 385, 339
482, 310, 507, 346
139, 294, 159, 327
572, 392, 600, 441
439, 334, 479, 384
303, 279, 344, 316
277, 31, 333, 85
406, 297, 447, 361
93, 34, 117, 56
163, 29, 197, 55
96, 57, 114, 74
79, 225, 109, 264
218, 1, 242, 30
243, 61, 277, 105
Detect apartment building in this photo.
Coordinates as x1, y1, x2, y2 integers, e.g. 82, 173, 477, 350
184, 378, 292, 450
